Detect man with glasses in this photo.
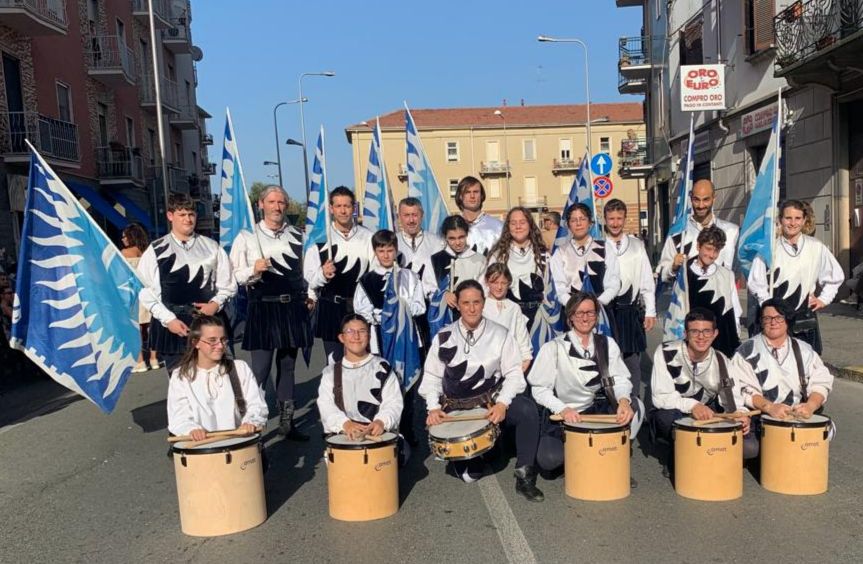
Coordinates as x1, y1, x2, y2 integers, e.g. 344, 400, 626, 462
650, 308, 757, 477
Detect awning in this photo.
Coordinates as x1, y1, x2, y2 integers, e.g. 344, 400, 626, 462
65, 180, 129, 231
111, 192, 154, 233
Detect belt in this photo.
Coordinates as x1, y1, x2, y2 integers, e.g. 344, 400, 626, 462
441, 382, 502, 412
259, 293, 303, 303
319, 294, 348, 304
518, 301, 543, 308
165, 304, 200, 316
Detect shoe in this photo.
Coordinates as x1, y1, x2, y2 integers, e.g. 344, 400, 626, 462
445, 461, 482, 483
514, 466, 545, 502
149, 360, 163, 370
131, 363, 148, 374
278, 400, 310, 442
630, 477, 638, 489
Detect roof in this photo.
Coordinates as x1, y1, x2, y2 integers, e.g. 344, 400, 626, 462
345, 102, 643, 139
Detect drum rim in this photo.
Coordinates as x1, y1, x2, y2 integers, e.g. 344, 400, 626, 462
563, 422, 627, 434
428, 424, 495, 443
673, 421, 742, 433
326, 435, 399, 450
761, 414, 831, 429
171, 435, 260, 454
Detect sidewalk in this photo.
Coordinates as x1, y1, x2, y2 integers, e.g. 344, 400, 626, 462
817, 302, 863, 383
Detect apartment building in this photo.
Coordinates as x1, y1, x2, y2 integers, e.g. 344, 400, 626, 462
617, 0, 862, 270
346, 103, 647, 235
0, 0, 215, 263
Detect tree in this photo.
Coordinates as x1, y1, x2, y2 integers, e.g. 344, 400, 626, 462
249, 181, 307, 227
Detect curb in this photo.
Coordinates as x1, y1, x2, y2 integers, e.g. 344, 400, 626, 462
826, 362, 863, 384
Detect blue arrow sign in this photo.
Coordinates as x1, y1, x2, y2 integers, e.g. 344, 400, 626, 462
591, 153, 613, 176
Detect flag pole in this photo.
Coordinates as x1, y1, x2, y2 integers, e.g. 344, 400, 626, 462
768, 90, 782, 296
376, 117, 394, 229
320, 126, 333, 261
226, 108, 264, 257
404, 102, 449, 217
679, 113, 695, 314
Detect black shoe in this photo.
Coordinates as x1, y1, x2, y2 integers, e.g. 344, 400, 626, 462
630, 477, 638, 489
514, 466, 545, 502
661, 464, 673, 480
278, 400, 310, 442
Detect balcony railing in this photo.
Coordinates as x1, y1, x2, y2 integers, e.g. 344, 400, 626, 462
139, 72, 180, 112
131, 0, 171, 27
518, 195, 548, 209
201, 161, 216, 175
169, 99, 198, 129
618, 137, 654, 179
0, 111, 78, 161
161, 18, 191, 52
96, 145, 144, 184
0, 0, 68, 34
201, 133, 213, 145
479, 160, 510, 176
618, 36, 651, 76
397, 164, 408, 180
85, 35, 136, 84
618, 73, 648, 95
552, 157, 582, 172
775, 0, 863, 71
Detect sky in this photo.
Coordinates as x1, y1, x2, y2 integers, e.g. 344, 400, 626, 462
193, 0, 643, 204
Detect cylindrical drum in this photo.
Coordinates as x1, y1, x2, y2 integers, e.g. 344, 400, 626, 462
171, 435, 267, 536
673, 418, 742, 501
564, 421, 630, 501
760, 414, 831, 495
326, 433, 399, 521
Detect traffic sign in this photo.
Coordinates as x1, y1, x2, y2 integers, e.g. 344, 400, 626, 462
593, 175, 613, 199
591, 153, 613, 176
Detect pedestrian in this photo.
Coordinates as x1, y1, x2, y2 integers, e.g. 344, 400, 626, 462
121, 223, 161, 373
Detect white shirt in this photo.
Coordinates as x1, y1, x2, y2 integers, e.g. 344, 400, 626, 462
167, 360, 268, 436
465, 212, 504, 256
650, 340, 743, 413
610, 235, 657, 316
549, 238, 621, 305
303, 223, 374, 298
317, 355, 403, 434
230, 221, 303, 285
688, 261, 743, 328
353, 265, 427, 354
483, 297, 532, 362
419, 247, 486, 298
397, 229, 444, 272
658, 215, 740, 281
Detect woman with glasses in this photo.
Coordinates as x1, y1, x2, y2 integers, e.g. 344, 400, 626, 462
167, 316, 267, 440
528, 292, 643, 475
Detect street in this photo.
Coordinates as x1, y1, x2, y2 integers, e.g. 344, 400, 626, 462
2, 312, 863, 564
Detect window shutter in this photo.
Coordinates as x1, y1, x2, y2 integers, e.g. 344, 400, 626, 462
754, 0, 776, 52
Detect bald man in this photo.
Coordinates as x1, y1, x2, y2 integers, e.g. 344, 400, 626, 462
658, 179, 739, 282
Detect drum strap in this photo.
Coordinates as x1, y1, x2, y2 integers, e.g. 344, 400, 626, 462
716, 353, 738, 412
333, 362, 346, 413
595, 335, 618, 410
227, 367, 247, 419
791, 338, 808, 403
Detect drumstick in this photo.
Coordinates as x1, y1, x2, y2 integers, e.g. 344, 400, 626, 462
693, 417, 726, 427
713, 410, 761, 420
549, 414, 619, 423
176, 436, 230, 448
439, 413, 493, 423
167, 426, 263, 443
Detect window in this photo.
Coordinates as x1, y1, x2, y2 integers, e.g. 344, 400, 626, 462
561, 175, 572, 195
96, 103, 108, 146
523, 176, 537, 202
600, 136, 611, 154
87, 0, 99, 28
679, 16, 704, 65
745, 0, 776, 55
559, 139, 572, 160
522, 139, 536, 161
485, 140, 500, 162
191, 150, 197, 173
446, 141, 459, 162
125, 116, 134, 147
174, 142, 182, 165
448, 178, 459, 198
115, 18, 125, 42
147, 128, 156, 165
488, 178, 501, 199
56, 82, 72, 122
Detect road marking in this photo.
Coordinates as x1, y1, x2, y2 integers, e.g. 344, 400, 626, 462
478, 472, 537, 564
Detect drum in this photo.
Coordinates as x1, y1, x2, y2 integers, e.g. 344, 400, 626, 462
171, 434, 266, 536
760, 414, 831, 495
427, 408, 499, 461
563, 421, 630, 501
673, 418, 742, 501
325, 432, 399, 522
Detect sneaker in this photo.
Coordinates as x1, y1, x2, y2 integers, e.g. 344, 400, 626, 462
131, 363, 148, 374
149, 360, 163, 370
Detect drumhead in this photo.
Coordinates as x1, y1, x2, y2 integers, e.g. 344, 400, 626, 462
564, 421, 627, 434
428, 408, 490, 440
326, 432, 398, 449
762, 413, 831, 428
172, 433, 260, 454
673, 417, 741, 432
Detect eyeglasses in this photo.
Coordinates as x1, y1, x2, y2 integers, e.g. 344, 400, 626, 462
199, 338, 229, 347
343, 328, 369, 337
761, 315, 787, 325
686, 329, 715, 338
571, 311, 597, 319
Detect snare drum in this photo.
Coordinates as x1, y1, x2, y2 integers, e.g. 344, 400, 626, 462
171, 434, 266, 537
325, 432, 399, 522
564, 421, 630, 501
673, 418, 742, 501
760, 414, 831, 495
428, 408, 499, 461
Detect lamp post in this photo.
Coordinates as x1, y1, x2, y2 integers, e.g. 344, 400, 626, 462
298, 71, 335, 198
493, 110, 511, 210
537, 35, 593, 157
273, 98, 307, 189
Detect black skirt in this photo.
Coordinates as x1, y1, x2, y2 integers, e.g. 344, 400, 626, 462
243, 299, 312, 351
313, 296, 353, 341
608, 305, 646, 355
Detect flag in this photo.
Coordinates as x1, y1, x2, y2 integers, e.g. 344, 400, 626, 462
580, 267, 613, 337
530, 266, 564, 352
218, 108, 255, 254
380, 269, 422, 390
663, 266, 688, 341
667, 114, 696, 239
427, 273, 453, 340
304, 127, 329, 253
738, 92, 782, 278
10, 149, 143, 413
405, 104, 448, 234
552, 153, 601, 253
362, 119, 393, 232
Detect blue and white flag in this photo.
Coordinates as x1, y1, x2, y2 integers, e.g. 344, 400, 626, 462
427, 273, 453, 340
668, 114, 696, 240
552, 153, 601, 253
10, 149, 143, 413
380, 269, 422, 390
218, 108, 255, 254
663, 266, 688, 341
362, 119, 393, 232
405, 104, 448, 234
304, 127, 329, 253
530, 266, 564, 352
581, 267, 613, 337
738, 93, 782, 278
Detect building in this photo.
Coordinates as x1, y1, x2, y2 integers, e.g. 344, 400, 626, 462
617, 0, 862, 270
0, 0, 215, 265
345, 103, 647, 234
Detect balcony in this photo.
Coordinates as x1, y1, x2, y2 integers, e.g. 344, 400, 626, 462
96, 145, 144, 186
774, 0, 863, 90
397, 163, 408, 181
161, 18, 191, 53
479, 160, 510, 177
552, 157, 582, 173
618, 137, 653, 179
139, 72, 180, 114
618, 73, 648, 95
0, 0, 67, 35
169, 99, 198, 130
619, 35, 652, 82
0, 111, 78, 163
518, 195, 548, 210
201, 160, 216, 176
131, 0, 171, 28
201, 133, 213, 146
85, 36, 136, 86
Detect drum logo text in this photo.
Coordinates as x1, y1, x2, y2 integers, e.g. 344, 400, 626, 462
598, 446, 618, 456
240, 457, 258, 470
801, 441, 820, 451
706, 447, 727, 456
375, 460, 392, 471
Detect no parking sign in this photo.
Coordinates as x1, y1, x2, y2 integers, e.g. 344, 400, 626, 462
593, 175, 613, 199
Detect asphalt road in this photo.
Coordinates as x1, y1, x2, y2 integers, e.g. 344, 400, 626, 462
2, 329, 863, 563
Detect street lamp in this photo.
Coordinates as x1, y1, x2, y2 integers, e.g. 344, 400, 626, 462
273, 98, 307, 189
493, 110, 511, 210
263, 160, 279, 167
298, 71, 336, 198
537, 35, 593, 157
285, 138, 303, 147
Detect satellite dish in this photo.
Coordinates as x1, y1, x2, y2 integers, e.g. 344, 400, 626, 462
191, 46, 203, 62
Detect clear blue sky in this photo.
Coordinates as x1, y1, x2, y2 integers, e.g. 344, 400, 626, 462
193, 0, 642, 204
